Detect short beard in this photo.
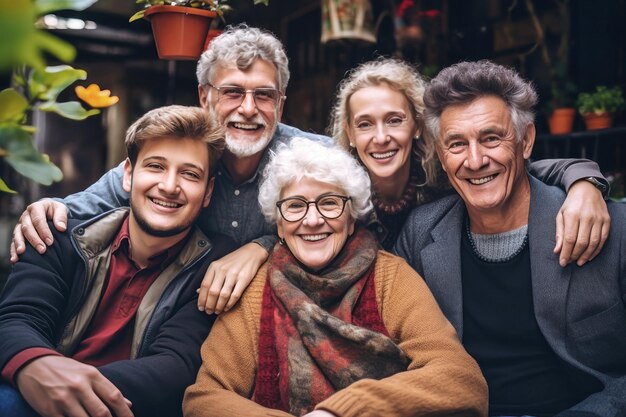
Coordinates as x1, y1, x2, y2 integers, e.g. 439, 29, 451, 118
224, 129, 274, 158
130, 196, 194, 238
210, 105, 279, 158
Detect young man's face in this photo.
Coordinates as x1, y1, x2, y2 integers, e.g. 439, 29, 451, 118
123, 136, 214, 240
198, 58, 284, 158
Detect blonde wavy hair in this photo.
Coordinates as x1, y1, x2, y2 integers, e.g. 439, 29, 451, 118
328, 58, 439, 187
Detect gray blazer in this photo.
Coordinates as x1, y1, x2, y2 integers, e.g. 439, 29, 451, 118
395, 175, 626, 416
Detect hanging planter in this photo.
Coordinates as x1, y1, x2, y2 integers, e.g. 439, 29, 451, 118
321, 0, 377, 43
144, 5, 216, 60
203, 28, 224, 51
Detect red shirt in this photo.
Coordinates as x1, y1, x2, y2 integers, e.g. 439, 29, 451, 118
2, 217, 187, 383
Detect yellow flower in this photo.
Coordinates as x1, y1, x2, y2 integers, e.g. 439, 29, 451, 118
75, 84, 119, 108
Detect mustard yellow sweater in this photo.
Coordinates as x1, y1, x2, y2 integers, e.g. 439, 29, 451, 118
184, 251, 487, 417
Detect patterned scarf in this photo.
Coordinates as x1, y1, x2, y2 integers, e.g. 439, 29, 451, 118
252, 227, 409, 416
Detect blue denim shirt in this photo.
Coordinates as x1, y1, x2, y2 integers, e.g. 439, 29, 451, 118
62, 123, 332, 251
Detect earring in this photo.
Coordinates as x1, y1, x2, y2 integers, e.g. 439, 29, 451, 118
279, 237, 285, 245
414, 135, 420, 141
349, 142, 355, 148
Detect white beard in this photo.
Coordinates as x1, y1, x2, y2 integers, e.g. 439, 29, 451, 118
222, 108, 279, 158
225, 128, 274, 157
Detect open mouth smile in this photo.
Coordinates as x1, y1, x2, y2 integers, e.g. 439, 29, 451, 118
467, 174, 497, 185
300, 233, 330, 242
370, 150, 397, 159
150, 197, 182, 208
229, 122, 263, 131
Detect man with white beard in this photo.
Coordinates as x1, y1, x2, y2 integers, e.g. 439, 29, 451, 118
10, 25, 329, 316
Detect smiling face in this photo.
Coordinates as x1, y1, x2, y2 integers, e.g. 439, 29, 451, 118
276, 177, 356, 272
436, 96, 535, 231
198, 59, 284, 159
347, 84, 418, 185
123, 136, 213, 241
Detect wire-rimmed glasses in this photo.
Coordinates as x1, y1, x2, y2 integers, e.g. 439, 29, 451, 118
207, 83, 283, 111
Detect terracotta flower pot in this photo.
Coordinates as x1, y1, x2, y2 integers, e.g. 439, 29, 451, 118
144, 5, 216, 60
581, 112, 613, 130
548, 107, 576, 135
203, 29, 224, 51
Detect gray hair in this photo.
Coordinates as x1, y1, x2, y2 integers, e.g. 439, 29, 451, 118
328, 58, 438, 187
196, 24, 290, 93
423, 60, 538, 146
258, 137, 373, 223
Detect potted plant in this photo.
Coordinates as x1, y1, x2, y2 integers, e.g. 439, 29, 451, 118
130, 0, 269, 61
576, 86, 625, 130
546, 64, 578, 135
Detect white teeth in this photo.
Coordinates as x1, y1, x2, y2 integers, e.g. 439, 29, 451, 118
233, 122, 259, 130
468, 175, 496, 185
371, 150, 396, 159
151, 198, 180, 208
301, 234, 329, 241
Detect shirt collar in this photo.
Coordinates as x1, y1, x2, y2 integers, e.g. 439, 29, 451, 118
111, 216, 190, 270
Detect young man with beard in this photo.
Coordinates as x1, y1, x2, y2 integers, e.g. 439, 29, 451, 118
0, 105, 236, 417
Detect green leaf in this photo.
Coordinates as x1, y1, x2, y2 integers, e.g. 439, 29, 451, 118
38, 101, 100, 120
0, 177, 17, 194
0, 89, 29, 123
0, 0, 36, 70
0, 126, 63, 185
129, 10, 145, 22
31, 65, 87, 101
32, 30, 76, 63
34, 0, 98, 15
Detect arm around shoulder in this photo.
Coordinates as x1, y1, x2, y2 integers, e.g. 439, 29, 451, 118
63, 162, 129, 219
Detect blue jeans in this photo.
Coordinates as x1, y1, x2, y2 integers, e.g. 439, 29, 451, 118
0, 384, 40, 417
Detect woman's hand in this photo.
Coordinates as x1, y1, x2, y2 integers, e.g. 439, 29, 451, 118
554, 179, 610, 267
196, 242, 269, 314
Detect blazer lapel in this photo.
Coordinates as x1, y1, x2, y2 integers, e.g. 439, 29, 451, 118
528, 176, 571, 354
421, 199, 465, 337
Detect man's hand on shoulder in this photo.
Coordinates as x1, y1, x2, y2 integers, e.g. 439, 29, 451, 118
10, 199, 68, 264
554, 179, 610, 267
16, 355, 133, 417
197, 242, 269, 314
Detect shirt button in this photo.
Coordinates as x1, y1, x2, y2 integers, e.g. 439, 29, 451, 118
231, 221, 239, 228
377, 227, 384, 233
234, 189, 240, 196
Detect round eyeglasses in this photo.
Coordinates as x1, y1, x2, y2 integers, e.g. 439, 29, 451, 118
207, 83, 283, 111
276, 194, 352, 222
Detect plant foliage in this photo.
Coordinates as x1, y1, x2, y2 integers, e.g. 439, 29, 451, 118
129, 0, 269, 22
577, 86, 625, 115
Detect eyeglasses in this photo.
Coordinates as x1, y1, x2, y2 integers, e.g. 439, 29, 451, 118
207, 83, 283, 111
276, 194, 352, 222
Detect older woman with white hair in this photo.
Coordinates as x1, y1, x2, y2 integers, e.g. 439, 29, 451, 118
183, 137, 487, 417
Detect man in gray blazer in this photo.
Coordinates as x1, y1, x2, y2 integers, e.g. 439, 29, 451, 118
395, 60, 626, 417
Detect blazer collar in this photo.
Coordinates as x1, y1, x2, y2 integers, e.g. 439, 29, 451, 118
527, 175, 572, 351
422, 197, 466, 337
421, 175, 572, 341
